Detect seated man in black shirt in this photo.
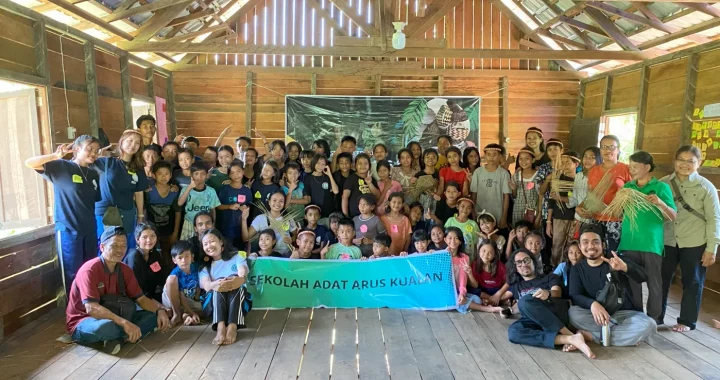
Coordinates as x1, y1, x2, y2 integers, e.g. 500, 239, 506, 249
507, 249, 595, 359
569, 224, 657, 346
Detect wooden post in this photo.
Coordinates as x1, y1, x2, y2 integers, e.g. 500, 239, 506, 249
167, 74, 177, 140
33, 21, 54, 145
146, 67, 155, 99
84, 42, 100, 137
119, 54, 133, 130
501, 76, 509, 147
601, 75, 612, 112
438, 75, 444, 96
576, 81, 586, 119
375, 74, 381, 96
246, 71, 253, 137
681, 53, 700, 146
311, 73, 317, 95
635, 65, 649, 150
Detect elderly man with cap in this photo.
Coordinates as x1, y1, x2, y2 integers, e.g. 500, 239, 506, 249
65, 226, 170, 354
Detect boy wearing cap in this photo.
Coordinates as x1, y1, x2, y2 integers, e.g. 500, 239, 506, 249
66, 226, 170, 355
470, 144, 511, 231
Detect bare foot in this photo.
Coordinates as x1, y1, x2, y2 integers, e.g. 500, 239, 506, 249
224, 324, 238, 344
567, 333, 596, 359
213, 325, 227, 346
169, 314, 181, 328
672, 324, 691, 333
578, 329, 595, 343
183, 314, 195, 326
562, 344, 578, 352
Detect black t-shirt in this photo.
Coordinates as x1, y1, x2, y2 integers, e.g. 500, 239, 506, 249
122, 248, 167, 302
343, 173, 378, 218
435, 199, 458, 221
304, 173, 335, 217
550, 174, 576, 220
509, 274, 562, 300
333, 170, 354, 211
569, 260, 642, 312
533, 153, 551, 169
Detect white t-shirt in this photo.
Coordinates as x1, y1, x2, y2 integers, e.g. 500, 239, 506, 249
250, 214, 298, 256
199, 252, 248, 281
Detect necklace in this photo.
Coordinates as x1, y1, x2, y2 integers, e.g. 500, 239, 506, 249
73, 160, 88, 182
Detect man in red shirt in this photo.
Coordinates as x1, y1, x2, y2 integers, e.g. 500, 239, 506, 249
67, 226, 170, 354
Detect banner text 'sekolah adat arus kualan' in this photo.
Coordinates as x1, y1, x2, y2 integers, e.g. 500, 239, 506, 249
286, 96, 481, 156
246, 251, 457, 310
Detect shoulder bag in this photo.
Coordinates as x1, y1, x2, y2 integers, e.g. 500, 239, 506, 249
519, 171, 537, 222
101, 159, 123, 226
99, 262, 136, 321
670, 178, 705, 221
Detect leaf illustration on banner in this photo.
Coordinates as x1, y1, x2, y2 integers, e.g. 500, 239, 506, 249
466, 102, 479, 132
401, 99, 428, 143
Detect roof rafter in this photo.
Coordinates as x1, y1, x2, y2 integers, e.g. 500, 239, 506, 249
533, 0, 596, 49
585, 2, 674, 33
683, 2, 720, 18
584, 7, 638, 51
328, 0, 380, 36
133, 2, 197, 41
166, 8, 214, 28
104, 0, 193, 22
306, 0, 348, 37
405, 0, 464, 38
40, 0, 135, 39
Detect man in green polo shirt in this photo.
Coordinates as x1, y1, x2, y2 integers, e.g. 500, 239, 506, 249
618, 152, 677, 325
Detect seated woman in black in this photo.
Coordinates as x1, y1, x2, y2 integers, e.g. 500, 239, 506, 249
123, 223, 168, 303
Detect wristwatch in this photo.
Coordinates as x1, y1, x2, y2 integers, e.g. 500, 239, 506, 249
156, 307, 169, 315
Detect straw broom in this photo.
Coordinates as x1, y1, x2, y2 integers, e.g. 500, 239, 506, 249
251, 200, 304, 241
600, 188, 669, 231
549, 159, 574, 212
403, 175, 437, 202
583, 169, 615, 213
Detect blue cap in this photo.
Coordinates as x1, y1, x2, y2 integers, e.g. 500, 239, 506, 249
100, 226, 126, 244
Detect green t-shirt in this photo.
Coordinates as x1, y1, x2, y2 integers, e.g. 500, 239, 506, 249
618, 178, 676, 255
207, 168, 229, 193
325, 243, 362, 260
444, 217, 480, 260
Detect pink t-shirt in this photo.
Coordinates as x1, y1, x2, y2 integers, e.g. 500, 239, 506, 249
376, 180, 402, 216
452, 253, 470, 300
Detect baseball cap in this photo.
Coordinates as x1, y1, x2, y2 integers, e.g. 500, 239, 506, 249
100, 226, 126, 244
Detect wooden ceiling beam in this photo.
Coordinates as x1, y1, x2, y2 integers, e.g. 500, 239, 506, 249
40, 0, 135, 39
584, 7, 638, 51
162, 24, 228, 43
558, 15, 609, 38
536, 29, 588, 50
104, 0, 193, 22
306, 0, 348, 36
114, 0, 138, 13
638, 16, 720, 50
684, 3, 720, 18
166, 8, 214, 28
633, 2, 710, 44
585, 2, 674, 33
527, 3, 587, 38
534, 0, 595, 48
334, 36, 446, 48
32, 0, 84, 13
133, 2, 197, 41
167, 63, 587, 79
328, 0, 380, 36
405, 0, 463, 38
119, 41, 651, 61
165, 0, 216, 39
193, 0, 234, 36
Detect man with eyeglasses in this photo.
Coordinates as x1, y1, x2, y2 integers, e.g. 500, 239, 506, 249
506, 248, 596, 359
568, 224, 656, 346
659, 145, 720, 333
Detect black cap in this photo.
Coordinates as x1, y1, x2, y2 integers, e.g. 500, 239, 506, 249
100, 226, 126, 244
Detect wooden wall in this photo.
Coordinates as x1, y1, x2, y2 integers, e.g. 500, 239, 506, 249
578, 42, 720, 291
0, 4, 171, 339
173, 68, 578, 162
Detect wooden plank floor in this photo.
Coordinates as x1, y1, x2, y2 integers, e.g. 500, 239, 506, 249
3, 284, 720, 380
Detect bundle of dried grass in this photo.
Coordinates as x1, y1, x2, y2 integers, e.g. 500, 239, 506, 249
583, 169, 615, 213
549, 159, 574, 211
600, 188, 667, 231
404, 175, 437, 201
250, 201, 304, 241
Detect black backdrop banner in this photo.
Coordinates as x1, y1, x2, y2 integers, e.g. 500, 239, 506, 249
286, 96, 481, 157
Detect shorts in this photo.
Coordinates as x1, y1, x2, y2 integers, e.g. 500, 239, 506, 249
162, 290, 203, 314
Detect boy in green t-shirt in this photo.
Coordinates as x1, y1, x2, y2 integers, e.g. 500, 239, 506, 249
323, 218, 362, 260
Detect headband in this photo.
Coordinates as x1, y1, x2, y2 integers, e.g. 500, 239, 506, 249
546, 140, 564, 149
304, 205, 321, 213
525, 128, 543, 138
483, 146, 503, 153
517, 148, 536, 158
457, 197, 475, 207
477, 210, 496, 223
297, 230, 316, 238
562, 154, 581, 163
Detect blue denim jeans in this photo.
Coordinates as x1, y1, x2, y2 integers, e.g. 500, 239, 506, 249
71, 310, 157, 345
57, 230, 97, 294
95, 207, 137, 252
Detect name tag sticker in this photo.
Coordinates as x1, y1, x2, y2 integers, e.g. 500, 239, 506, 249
238, 195, 246, 203
72, 174, 83, 183
391, 224, 399, 233
150, 262, 161, 272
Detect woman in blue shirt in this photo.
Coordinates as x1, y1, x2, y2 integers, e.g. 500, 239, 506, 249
26, 135, 101, 291
95, 130, 148, 250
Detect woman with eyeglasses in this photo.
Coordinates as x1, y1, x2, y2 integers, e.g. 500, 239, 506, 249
576, 135, 631, 253
659, 145, 720, 333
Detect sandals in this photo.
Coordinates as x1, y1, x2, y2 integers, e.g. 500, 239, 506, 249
500, 307, 513, 319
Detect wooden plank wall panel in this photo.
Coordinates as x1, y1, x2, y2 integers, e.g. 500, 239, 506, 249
578, 47, 720, 292
0, 233, 61, 339
608, 70, 640, 110
0, 10, 36, 76
191, 0, 543, 72
94, 50, 125, 142
173, 71, 578, 158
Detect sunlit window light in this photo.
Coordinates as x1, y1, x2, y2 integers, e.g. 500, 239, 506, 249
283, 0, 287, 45
263, 6, 268, 45
312, 9, 316, 46
214, 54, 218, 64
254, 13, 258, 65
367, 2, 372, 24
330, 28, 334, 46
321, 18, 325, 47
302, 0, 306, 46
302, 54, 305, 67
273, 0, 278, 46
339, 11, 343, 27
358, 0, 362, 15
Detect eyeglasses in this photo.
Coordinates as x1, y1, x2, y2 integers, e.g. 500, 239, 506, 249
514, 257, 533, 266
600, 145, 617, 151
676, 158, 698, 165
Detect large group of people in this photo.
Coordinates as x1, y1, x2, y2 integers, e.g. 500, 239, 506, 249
26, 114, 720, 357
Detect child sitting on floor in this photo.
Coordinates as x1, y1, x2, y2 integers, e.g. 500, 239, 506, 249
303, 205, 332, 256
370, 233, 393, 259
353, 194, 386, 257
163, 240, 202, 327
249, 229, 283, 259
468, 240, 513, 316
553, 240, 583, 287
291, 229, 321, 259
477, 211, 506, 257
322, 218, 362, 260
504, 220, 533, 264
404, 229, 431, 255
